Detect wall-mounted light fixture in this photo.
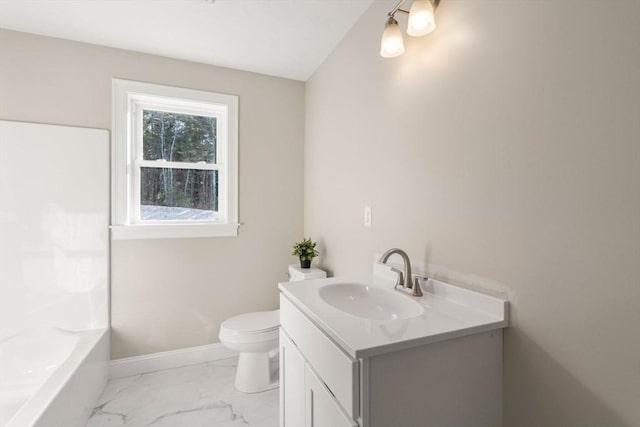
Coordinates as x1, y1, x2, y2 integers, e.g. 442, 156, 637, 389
380, 0, 441, 58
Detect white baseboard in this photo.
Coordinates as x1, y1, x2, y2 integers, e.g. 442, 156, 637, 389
109, 343, 237, 379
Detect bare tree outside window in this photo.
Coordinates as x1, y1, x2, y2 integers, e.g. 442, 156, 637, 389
140, 110, 219, 221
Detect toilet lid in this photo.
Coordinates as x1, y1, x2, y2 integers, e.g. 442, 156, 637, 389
222, 310, 280, 334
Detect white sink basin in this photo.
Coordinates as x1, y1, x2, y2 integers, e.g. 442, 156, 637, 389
318, 283, 424, 321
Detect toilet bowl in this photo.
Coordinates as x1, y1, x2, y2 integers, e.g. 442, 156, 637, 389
219, 265, 326, 393
218, 310, 280, 393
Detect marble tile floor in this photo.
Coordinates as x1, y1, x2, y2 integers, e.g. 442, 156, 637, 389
87, 357, 279, 427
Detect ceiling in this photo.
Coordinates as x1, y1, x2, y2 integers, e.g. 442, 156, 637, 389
0, 0, 375, 81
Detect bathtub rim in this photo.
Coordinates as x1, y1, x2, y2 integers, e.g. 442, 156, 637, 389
6, 327, 108, 427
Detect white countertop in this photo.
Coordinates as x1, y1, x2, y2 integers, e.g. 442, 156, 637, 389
278, 264, 509, 358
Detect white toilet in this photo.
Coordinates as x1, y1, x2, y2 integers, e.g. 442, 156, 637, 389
218, 264, 326, 393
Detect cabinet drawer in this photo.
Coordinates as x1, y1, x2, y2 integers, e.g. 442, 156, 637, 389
280, 296, 359, 420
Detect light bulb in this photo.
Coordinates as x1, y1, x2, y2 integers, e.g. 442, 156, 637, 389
407, 0, 436, 37
380, 16, 404, 58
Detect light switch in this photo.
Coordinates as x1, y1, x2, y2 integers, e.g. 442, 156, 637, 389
364, 206, 372, 227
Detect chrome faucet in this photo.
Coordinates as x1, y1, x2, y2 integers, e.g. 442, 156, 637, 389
379, 248, 423, 297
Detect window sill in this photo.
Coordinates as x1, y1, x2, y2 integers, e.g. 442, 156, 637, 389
110, 223, 240, 240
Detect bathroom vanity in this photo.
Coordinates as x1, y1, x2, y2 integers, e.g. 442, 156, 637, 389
278, 264, 508, 427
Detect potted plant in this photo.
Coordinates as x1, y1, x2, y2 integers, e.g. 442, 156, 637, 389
292, 238, 319, 269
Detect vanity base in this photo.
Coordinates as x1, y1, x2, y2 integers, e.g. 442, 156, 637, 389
361, 330, 502, 427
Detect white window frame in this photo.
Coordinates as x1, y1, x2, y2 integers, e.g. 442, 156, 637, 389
111, 79, 239, 240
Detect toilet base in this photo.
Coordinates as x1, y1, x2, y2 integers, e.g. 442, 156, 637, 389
235, 351, 279, 393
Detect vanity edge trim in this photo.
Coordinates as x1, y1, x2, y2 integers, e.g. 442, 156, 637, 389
352, 320, 508, 358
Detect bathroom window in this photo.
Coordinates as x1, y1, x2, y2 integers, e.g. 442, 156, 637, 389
111, 79, 239, 239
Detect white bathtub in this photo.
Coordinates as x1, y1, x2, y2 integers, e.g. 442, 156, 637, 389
0, 327, 108, 427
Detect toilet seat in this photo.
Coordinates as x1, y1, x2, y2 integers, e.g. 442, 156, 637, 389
222, 310, 279, 334
219, 310, 279, 344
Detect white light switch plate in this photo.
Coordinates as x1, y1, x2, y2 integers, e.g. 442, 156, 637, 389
364, 206, 372, 227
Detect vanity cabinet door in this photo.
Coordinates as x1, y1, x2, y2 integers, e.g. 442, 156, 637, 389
280, 329, 305, 427
305, 364, 357, 427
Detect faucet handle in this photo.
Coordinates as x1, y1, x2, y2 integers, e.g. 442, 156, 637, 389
411, 276, 427, 297
390, 267, 404, 289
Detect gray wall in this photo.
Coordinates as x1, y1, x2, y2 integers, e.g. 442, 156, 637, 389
0, 28, 305, 359
305, 1, 640, 426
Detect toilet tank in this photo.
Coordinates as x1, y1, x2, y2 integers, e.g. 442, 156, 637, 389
288, 264, 327, 282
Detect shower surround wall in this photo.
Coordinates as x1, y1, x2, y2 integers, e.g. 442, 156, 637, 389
0, 121, 109, 339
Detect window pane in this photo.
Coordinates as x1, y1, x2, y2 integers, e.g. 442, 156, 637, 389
140, 168, 219, 221
142, 110, 217, 163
